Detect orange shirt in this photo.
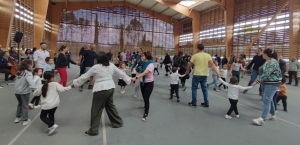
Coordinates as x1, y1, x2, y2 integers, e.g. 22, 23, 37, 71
278, 84, 287, 97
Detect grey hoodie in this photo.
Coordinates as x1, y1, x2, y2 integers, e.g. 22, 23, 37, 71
14, 70, 36, 94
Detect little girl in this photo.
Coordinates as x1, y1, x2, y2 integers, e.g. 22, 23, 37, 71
218, 64, 228, 91
33, 71, 73, 135
207, 61, 220, 91
29, 68, 43, 109
218, 77, 254, 119
118, 62, 129, 94
229, 58, 244, 83
153, 58, 159, 75
169, 67, 186, 102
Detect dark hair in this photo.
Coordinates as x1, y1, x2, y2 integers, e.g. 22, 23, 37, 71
45, 57, 51, 62
42, 71, 54, 97
25, 49, 31, 54
59, 45, 67, 52
2, 51, 8, 57
40, 42, 46, 45
32, 47, 37, 51
234, 58, 242, 63
96, 52, 110, 66
171, 67, 178, 73
133, 52, 136, 55
197, 44, 204, 50
32, 68, 41, 76
178, 51, 184, 57
230, 76, 238, 84
263, 48, 277, 60
281, 77, 286, 84
17, 59, 32, 72
257, 48, 263, 51
143, 52, 153, 60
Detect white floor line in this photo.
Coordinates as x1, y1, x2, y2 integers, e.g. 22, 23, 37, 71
7, 72, 79, 145
102, 113, 107, 145
208, 92, 300, 128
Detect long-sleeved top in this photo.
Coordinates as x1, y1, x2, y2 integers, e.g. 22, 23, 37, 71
73, 63, 131, 92
288, 61, 300, 71
55, 53, 76, 69
170, 71, 185, 84
279, 59, 287, 73
220, 69, 228, 78
33, 82, 72, 110
246, 55, 265, 70
33, 49, 50, 69
257, 58, 282, 85
43, 64, 53, 72
14, 70, 36, 94
278, 84, 287, 97
0, 57, 10, 70
162, 55, 171, 64
218, 78, 253, 100
33, 75, 42, 90
221, 57, 228, 65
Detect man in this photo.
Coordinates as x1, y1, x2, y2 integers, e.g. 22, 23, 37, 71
0, 51, 15, 81
243, 48, 265, 95
107, 49, 113, 61
162, 52, 171, 76
278, 53, 287, 77
33, 42, 49, 70
120, 49, 127, 65
9, 47, 18, 61
185, 44, 220, 108
131, 51, 141, 71
287, 56, 300, 86
78, 44, 96, 90
215, 54, 221, 65
65, 50, 72, 68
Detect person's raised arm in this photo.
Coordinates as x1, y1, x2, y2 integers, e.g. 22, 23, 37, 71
246, 57, 254, 70
218, 78, 229, 86
56, 82, 72, 93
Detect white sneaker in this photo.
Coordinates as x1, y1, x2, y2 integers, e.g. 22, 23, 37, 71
268, 115, 277, 121
253, 117, 265, 126
133, 95, 137, 98
48, 124, 59, 135
14, 118, 21, 123
236, 115, 240, 119
22, 119, 31, 126
34, 105, 41, 109
28, 103, 34, 109
120, 90, 125, 94
225, 115, 232, 119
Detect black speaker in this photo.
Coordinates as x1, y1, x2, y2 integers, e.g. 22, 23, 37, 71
14, 32, 23, 43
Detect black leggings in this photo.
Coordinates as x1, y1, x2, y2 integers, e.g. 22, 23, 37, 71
80, 64, 85, 76
165, 65, 170, 73
276, 96, 287, 110
40, 107, 57, 128
30, 96, 40, 106
170, 84, 179, 98
227, 99, 239, 115
154, 68, 159, 74
140, 81, 154, 115
218, 77, 227, 89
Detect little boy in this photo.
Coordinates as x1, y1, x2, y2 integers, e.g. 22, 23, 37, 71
218, 64, 228, 91
43, 57, 54, 73
169, 67, 185, 102
276, 78, 288, 112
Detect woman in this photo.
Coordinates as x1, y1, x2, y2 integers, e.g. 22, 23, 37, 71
55, 45, 76, 86
72, 52, 131, 136
132, 52, 154, 122
24, 49, 33, 60
252, 48, 282, 126
221, 54, 228, 68
162, 52, 171, 76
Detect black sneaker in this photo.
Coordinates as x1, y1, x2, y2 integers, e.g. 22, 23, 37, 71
165, 74, 168, 76
188, 102, 196, 107
177, 98, 180, 102
201, 103, 209, 108
183, 87, 187, 91
88, 85, 93, 89
142, 114, 148, 122
283, 109, 288, 112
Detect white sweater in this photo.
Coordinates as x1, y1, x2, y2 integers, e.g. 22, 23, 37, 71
218, 78, 253, 100
170, 71, 185, 84
33, 82, 72, 110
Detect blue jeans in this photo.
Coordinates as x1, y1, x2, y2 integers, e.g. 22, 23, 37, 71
208, 74, 218, 89
273, 91, 279, 110
248, 70, 262, 93
261, 84, 279, 120
192, 75, 208, 105
232, 70, 240, 82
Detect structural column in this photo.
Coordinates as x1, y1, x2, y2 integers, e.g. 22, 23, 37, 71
224, 0, 234, 58
173, 20, 179, 54
289, 0, 300, 59
192, 13, 200, 54
34, 0, 49, 47
0, 0, 16, 50
50, 3, 62, 57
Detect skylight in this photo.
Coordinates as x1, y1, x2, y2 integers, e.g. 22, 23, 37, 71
179, 0, 198, 7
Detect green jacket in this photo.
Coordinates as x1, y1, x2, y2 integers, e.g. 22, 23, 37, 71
258, 58, 282, 83
289, 61, 300, 71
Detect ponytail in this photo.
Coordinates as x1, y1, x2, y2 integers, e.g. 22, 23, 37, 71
42, 71, 54, 97
42, 81, 49, 97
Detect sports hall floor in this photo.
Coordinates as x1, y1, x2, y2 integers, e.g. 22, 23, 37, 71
0, 67, 300, 145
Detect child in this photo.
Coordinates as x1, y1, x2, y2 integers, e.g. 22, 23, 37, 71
153, 58, 159, 75
29, 68, 43, 109
44, 57, 54, 72
169, 67, 186, 102
33, 71, 74, 135
207, 61, 220, 91
276, 78, 287, 112
229, 58, 244, 83
218, 64, 228, 91
118, 62, 129, 94
14, 59, 36, 126
218, 77, 254, 119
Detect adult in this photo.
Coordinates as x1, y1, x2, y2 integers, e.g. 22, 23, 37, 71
162, 52, 171, 76
131, 51, 154, 122
126, 51, 130, 62
243, 48, 265, 95
221, 54, 228, 67
287, 56, 300, 86
31, 47, 37, 55
174, 51, 188, 87
65, 50, 72, 68
185, 44, 220, 108
252, 48, 282, 126
240, 52, 246, 60
78, 44, 97, 89
78, 47, 88, 77
73, 52, 131, 136
278, 53, 287, 77
131, 51, 141, 70
228, 54, 236, 70
0, 45, 4, 59
33, 42, 50, 70
55, 45, 76, 87
120, 49, 127, 64
19, 50, 26, 61
0, 51, 15, 81
107, 49, 113, 61
9, 47, 18, 61
215, 54, 221, 65
24, 49, 33, 60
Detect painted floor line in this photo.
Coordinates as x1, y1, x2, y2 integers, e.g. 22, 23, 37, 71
7, 72, 79, 145
208, 92, 300, 128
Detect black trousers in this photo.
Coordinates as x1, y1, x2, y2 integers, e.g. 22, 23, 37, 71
154, 68, 159, 74
30, 96, 40, 106
276, 96, 287, 110
288, 71, 298, 85
218, 77, 227, 89
170, 84, 179, 99
227, 98, 239, 115
40, 107, 57, 128
0, 68, 11, 80
140, 81, 154, 115
80, 64, 85, 76
165, 65, 170, 73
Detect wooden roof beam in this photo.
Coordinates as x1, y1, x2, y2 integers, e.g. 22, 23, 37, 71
149, 2, 159, 11
137, 0, 144, 7
189, 0, 209, 9
160, 7, 170, 14
171, 12, 180, 18
156, 0, 199, 18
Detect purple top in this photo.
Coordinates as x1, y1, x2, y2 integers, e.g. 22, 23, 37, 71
140, 63, 154, 83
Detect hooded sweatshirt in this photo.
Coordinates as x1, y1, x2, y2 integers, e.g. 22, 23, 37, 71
14, 70, 36, 94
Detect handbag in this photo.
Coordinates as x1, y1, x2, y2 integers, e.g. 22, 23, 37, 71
135, 66, 141, 73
